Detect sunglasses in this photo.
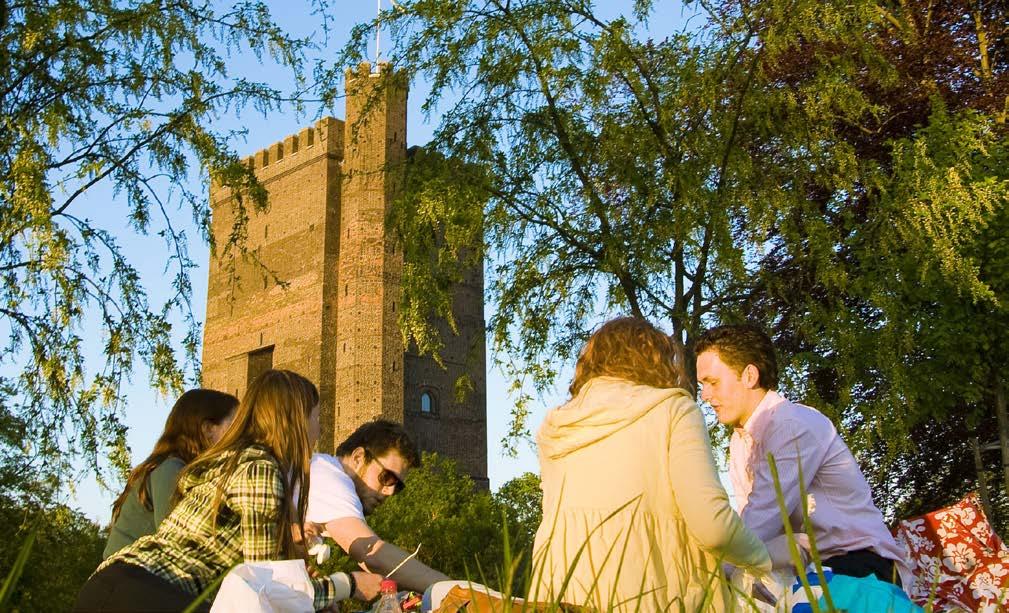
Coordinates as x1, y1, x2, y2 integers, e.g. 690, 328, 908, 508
367, 450, 406, 493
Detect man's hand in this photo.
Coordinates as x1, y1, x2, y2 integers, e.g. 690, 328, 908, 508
352, 571, 383, 601
302, 522, 334, 565
765, 532, 811, 571
307, 534, 332, 565
724, 563, 777, 606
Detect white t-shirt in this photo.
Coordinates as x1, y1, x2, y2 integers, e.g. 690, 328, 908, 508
306, 453, 365, 524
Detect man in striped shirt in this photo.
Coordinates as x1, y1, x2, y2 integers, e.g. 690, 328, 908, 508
694, 324, 909, 587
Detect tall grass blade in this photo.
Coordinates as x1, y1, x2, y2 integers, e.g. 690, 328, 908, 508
767, 452, 827, 612
556, 496, 641, 609
0, 527, 38, 610
182, 563, 236, 613
790, 452, 837, 611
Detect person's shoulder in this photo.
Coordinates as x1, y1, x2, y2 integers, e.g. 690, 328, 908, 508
658, 386, 700, 413
226, 446, 285, 496
306, 454, 364, 523
154, 455, 186, 474
311, 452, 340, 469
767, 398, 835, 432
149, 455, 186, 487
234, 445, 283, 474
311, 453, 354, 485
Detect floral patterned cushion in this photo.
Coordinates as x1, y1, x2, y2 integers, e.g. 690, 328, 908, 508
893, 493, 1009, 612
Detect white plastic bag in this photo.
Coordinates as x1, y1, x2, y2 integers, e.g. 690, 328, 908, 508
210, 560, 315, 613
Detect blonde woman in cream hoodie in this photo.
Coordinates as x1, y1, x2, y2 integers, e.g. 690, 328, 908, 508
532, 317, 771, 612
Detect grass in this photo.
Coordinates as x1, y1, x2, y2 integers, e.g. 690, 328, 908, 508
413, 456, 933, 613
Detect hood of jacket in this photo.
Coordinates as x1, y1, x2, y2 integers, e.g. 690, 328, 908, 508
537, 376, 692, 460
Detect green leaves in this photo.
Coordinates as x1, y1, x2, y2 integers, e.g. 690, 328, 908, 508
391, 148, 487, 362
0, 499, 105, 611
723, 0, 1009, 521
359, 453, 542, 589
358, 0, 1009, 522
0, 0, 326, 494
351, 0, 782, 451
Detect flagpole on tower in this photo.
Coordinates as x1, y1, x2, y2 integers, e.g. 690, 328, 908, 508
375, 0, 382, 64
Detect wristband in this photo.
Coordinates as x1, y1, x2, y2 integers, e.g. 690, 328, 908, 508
330, 571, 354, 601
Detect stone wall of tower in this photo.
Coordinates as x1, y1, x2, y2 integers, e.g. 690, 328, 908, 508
333, 63, 408, 441
202, 118, 343, 423
403, 263, 487, 487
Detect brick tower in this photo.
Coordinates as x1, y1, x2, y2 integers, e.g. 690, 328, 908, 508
335, 64, 407, 435
202, 63, 487, 485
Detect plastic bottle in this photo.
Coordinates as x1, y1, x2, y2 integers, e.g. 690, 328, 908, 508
375, 579, 403, 613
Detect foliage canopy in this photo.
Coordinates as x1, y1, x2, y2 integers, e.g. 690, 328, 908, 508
1, 0, 337, 492
345, 0, 1009, 517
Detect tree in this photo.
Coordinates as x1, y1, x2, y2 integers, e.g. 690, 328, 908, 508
346, 0, 1009, 524
493, 472, 543, 594
860, 403, 1009, 529
705, 0, 1009, 520
494, 472, 542, 554
0, 497, 106, 611
1, 0, 333, 489
341, 0, 799, 445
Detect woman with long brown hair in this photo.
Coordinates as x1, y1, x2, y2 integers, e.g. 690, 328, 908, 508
103, 388, 239, 559
76, 370, 381, 611
531, 317, 771, 611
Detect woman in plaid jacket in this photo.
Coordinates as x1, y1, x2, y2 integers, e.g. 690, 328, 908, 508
75, 370, 382, 612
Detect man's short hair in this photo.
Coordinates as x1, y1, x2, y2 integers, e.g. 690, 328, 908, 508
694, 324, 779, 390
336, 419, 421, 468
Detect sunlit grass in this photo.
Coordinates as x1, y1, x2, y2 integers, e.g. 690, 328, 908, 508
250, 460, 932, 611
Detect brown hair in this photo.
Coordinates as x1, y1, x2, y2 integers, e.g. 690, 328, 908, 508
568, 317, 693, 397
336, 419, 421, 468
177, 370, 319, 559
111, 389, 238, 522
693, 324, 779, 389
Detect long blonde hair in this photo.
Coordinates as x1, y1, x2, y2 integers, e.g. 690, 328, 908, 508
569, 317, 694, 397
177, 369, 318, 559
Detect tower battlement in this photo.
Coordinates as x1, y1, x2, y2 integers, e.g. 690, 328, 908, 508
211, 117, 344, 202
241, 117, 345, 173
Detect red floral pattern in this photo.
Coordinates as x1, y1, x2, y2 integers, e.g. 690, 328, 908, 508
893, 493, 1009, 612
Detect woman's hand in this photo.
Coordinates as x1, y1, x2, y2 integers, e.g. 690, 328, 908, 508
352, 571, 383, 602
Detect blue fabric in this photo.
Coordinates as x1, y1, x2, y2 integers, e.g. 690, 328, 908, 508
790, 570, 923, 613
790, 568, 834, 613
820, 575, 922, 613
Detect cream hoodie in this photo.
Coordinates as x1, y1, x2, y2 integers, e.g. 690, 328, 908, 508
533, 377, 771, 612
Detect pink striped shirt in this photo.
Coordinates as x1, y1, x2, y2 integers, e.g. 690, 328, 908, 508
729, 391, 909, 580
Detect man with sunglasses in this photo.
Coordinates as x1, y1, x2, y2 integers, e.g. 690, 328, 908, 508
306, 419, 451, 592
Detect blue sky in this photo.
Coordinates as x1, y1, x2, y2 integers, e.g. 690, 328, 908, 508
66, 0, 712, 523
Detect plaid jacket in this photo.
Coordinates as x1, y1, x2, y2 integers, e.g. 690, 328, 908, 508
101, 444, 337, 610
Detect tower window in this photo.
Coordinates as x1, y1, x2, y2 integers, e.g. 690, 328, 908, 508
247, 345, 274, 388
420, 390, 438, 415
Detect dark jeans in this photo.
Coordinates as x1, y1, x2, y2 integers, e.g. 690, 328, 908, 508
823, 548, 902, 587
73, 561, 211, 612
